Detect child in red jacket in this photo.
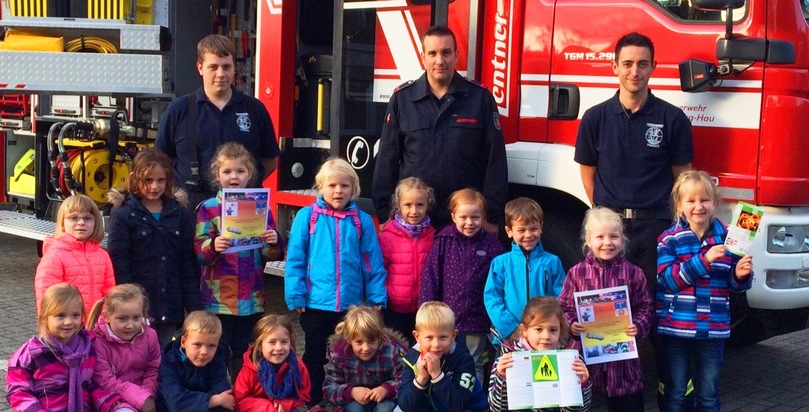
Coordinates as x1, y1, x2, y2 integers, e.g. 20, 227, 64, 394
233, 314, 310, 412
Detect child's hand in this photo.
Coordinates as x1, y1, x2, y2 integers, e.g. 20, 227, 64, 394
572, 358, 589, 384
294, 307, 305, 314
213, 236, 232, 253
422, 351, 442, 379
261, 229, 279, 245
571, 322, 585, 336
368, 386, 389, 402
351, 387, 371, 404
625, 323, 638, 337
735, 255, 753, 279
209, 389, 235, 410
415, 352, 431, 386
142, 397, 156, 412
705, 245, 727, 263
496, 353, 513, 377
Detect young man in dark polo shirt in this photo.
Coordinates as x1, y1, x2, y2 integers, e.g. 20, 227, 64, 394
157, 34, 280, 211
574, 32, 693, 411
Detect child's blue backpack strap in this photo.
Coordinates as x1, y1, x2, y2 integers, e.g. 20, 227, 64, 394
309, 203, 362, 239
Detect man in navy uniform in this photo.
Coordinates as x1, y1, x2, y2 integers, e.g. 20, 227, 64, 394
157, 34, 280, 210
575, 32, 693, 411
372, 25, 507, 233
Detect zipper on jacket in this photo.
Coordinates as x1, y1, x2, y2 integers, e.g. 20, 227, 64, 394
523, 249, 531, 303
335, 217, 341, 312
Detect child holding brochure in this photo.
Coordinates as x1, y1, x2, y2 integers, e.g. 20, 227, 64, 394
656, 171, 753, 411
489, 296, 591, 412
195, 142, 285, 379
558, 207, 653, 412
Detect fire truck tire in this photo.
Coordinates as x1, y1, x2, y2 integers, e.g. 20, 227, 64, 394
539, 206, 585, 272
726, 293, 809, 347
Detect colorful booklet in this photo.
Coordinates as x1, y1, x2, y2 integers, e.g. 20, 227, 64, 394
505, 349, 584, 410
573, 285, 638, 365
725, 202, 764, 256
220, 188, 270, 253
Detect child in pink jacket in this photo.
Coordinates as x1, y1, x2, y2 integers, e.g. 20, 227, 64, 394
378, 177, 435, 345
88, 284, 162, 412
35, 195, 115, 316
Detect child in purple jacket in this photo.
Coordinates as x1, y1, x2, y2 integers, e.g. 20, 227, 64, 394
6, 283, 133, 412
420, 188, 504, 383
558, 207, 654, 411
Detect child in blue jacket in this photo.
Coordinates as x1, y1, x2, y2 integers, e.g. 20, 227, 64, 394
398, 302, 488, 412
285, 158, 387, 406
484, 197, 565, 340
157, 311, 233, 412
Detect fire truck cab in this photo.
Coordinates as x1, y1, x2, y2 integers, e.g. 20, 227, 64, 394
256, 0, 809, 343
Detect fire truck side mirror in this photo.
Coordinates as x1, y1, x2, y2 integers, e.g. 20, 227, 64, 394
717, 38, 796, 65
679, 60, 719, 93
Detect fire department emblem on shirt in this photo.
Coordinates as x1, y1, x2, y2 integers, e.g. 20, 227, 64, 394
645, 123, 663, 148
236, 112, 251, 132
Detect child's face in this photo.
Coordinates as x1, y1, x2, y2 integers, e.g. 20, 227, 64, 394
398, 188, 429, 225
321, 171, 353, 210
451, 203, 483, 237
103, 299, 144, 342
181, 331, 220, 367
217, 158, 251, 189
260, 327, 292, 365
677, 187, 715, 230
62, 211, 96, 242
505, 218, 542, 251
46, 300, 83, 344
350, 334, 380, 361
137, 165, 168, 204
586, 222, 623, 261
413, 326, 457, 356
520, 316, 561, 351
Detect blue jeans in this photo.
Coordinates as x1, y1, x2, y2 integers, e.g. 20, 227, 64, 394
346, 400, 395, 412
662, 336, 724, 412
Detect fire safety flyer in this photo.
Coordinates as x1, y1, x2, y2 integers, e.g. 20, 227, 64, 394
220, 188, 270, 254
505, 349, 584, 410
724, 202, 764, 256
573, 285, 638, 365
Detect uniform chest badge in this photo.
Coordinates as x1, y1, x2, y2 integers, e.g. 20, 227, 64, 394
645, 123, 663, 148
236, 112, 251, 132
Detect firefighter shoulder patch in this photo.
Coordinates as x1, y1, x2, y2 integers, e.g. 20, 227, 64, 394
493, 112, 502, 131
394, 80, 415, 92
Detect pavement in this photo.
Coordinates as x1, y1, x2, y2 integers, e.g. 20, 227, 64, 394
1, 231, 808, 411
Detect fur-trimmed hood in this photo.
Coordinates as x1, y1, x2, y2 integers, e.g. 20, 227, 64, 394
327, 327, 409, 356
106, 187, 189, 208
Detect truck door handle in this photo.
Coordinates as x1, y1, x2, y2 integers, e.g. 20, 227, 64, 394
548, 83, 580, 120
317, 78, 332, 136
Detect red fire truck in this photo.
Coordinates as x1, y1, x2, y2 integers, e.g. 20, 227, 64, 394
255, 0, 809, 343
0, 0, 807, 344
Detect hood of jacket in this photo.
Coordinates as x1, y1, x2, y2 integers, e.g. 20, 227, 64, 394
106, 187, 189, 208
327, 327, 409, 356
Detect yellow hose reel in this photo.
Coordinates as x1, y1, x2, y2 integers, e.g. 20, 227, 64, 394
69, 149, 129, 204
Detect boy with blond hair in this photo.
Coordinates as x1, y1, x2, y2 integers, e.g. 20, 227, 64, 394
397, 302, 488, 412
158, 311, 234, 411
484, 197, 566, 340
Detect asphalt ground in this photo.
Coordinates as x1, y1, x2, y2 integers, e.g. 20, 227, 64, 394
1, 231, 808, 411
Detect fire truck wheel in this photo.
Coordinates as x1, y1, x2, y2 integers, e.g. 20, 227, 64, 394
726, 293, 809, 347
540, 206, 585, 272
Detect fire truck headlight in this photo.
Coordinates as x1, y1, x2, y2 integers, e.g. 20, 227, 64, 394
767, 226, 809, 253
766, 269, 809, 289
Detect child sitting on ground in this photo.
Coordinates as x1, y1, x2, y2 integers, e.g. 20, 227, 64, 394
158, 310, 234, 411
322, 305, 408, 412
398, 301, 488, 412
